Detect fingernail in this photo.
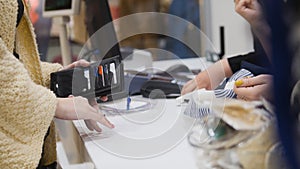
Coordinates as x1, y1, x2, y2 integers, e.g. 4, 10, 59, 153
235, 79, 244, 86
101, 96, 108, 102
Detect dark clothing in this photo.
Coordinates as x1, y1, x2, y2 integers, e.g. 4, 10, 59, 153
17, 0, 24, 27
227, 34, 271, 74
14, 0, 24, 59
84, 0, 120, 59
227, 0, 271, 75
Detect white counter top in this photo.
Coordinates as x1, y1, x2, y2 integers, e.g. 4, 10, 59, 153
73, 96, 199, 169
70, 58, 212, 169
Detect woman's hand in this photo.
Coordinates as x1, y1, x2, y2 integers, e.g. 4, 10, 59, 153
234, 74, 273, 101
56, 59, 113, 132
60, 59, 90, 71
55, 96, 114, 132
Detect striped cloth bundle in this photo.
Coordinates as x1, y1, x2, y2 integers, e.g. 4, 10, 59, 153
183, 69, 254, 118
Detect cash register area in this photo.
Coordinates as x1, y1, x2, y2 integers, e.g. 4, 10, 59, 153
31, 0, 293, 169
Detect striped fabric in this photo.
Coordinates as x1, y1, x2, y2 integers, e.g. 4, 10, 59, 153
184, 69, 254, 118
183, 99, 212, 118
214, 69, 253, 98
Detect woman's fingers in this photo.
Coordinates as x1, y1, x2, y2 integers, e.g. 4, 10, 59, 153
88, 98, 114, 128
97, 114, 115, 129
89, 98, 100, 110
83, 109, 114, 130
84, 120, 95, 131
83, 107, 114, 129
57, 96, 115, 131
83, 106, 114, 131
71, 96, 114, 130
84, 119, 102, 132
62, 59, 90, 70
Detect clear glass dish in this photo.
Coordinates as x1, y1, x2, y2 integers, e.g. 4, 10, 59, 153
188, 114, 272, 169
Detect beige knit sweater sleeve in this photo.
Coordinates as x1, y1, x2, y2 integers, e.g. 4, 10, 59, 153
40, 62, 63, 88
0, 38, 57, 168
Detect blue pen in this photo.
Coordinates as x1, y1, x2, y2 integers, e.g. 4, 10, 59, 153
126, 96, 131, 110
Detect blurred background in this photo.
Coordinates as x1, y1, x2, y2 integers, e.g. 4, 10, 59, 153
29, 0, 253, 63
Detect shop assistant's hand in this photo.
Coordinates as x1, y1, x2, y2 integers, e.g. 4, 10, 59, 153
234, 74, 273, 101
181, 59, 233, 95
234, 0, 264, 28
181, 71, 211, 95
181, 79, 197, 95
55, 96, 114, 132
235, 0, 272, 60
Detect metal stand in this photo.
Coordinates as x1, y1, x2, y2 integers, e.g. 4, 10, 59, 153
57, 16, 72, 66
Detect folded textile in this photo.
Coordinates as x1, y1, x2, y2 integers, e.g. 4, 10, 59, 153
183, 69, 254, 118
214, 69, 254, 98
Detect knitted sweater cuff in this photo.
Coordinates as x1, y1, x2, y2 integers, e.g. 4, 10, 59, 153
40, 62, 63, 88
